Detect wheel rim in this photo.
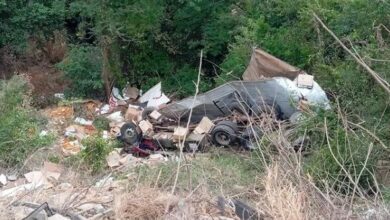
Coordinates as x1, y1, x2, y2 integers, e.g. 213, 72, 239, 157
125, 128, 135, 138
215, 131, 231, 146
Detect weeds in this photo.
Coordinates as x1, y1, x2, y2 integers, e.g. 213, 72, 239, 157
75, 135, 114, 174
293, 109, 380, 195
0, 76, 54, 168
92, 116, 110, 131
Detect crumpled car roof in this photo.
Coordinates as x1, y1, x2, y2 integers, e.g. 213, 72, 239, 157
159, 79, 298, 122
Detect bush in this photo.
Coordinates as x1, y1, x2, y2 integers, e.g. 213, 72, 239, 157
300, 109, 380, 194
57, 45, 103, 98
163, 65, 213, 98
0, 76, 53, 168
78, 135, 114, 174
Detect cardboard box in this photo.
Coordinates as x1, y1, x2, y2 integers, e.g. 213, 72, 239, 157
296, 74, 314, 89
139, 120, 153, 135
194, 117, 214, 134
149, 110, 162, 120
173, 126, 188, 141
125, 107, 141, 122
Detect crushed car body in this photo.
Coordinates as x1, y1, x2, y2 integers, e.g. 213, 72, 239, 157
116, 48, 330, 153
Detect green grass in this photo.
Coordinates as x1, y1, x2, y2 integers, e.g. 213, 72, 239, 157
0, 76, 54, 168
64, 135, 119, 174
123, 149, 263, 197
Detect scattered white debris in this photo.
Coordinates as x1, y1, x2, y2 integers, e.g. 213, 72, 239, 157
147, 93, 170, 108
125, 106, 142, 122
112, 87, 127, 100
106, 111, 124, 123
42, 161, 62, 181
123, 85, 139, 100
296, 74, 314, 89
95, 176, 114, 188
139, 82, 162, 103
119, 154, 141, 167
0, 174, 7, 186
54, 93, 65, 99
99, 104, 110, 115
194, 117, 214, 134
56, 182, 73, 191
102, 130, 109, 139
6, 174, 17, 181
39, 130, 48, 137
74, 117, 93, 126
24, 171, 53, 188
78, 203, 105, 213
106, 151, 121, 168
48, 213, 70, 220
149, 110, 162, 120
139, 120, 153, 135
173, 126, 188, 141
0, 182, 44, 197
147, 154, 168, 165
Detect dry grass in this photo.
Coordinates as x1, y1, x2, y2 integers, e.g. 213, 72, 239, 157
113, 186, 238, 220
114, 187, 179, 219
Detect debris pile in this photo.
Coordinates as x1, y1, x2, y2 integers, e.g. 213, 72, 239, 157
0, 48, 332, 219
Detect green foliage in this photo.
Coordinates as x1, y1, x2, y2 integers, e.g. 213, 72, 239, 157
1, 0, 390, 194
300, 110, 380, 194
0, 76, 53, 168
162, 65, 213, 98
79, 135, 113, 174
130, 149, 260, 194
57, 45, 103, 98
0, 0, 65, 50
93, 116, 110, 131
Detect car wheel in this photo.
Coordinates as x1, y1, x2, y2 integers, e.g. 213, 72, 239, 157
216, 120, 239, 131
120, 122, 141, 145
211, 121, 238, 146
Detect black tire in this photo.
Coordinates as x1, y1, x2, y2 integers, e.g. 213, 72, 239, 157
216, 120, 239, 132
141, 106, 157, 120
211, 124, 237, 146
120, 122, 141, 145
240, 126, 263, 150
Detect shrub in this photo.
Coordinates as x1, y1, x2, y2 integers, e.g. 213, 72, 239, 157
0, 76, 53, 168
78, 135, 113, 174
93, 116, 110, 131
57, 45, 103, 98
299, 109, 380, 194
163, 65, 213, 98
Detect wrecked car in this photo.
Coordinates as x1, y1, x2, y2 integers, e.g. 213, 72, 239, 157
119, 77, 329, 151
118, 48, 330, 152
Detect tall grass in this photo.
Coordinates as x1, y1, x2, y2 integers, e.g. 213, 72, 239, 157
0, 75, 53, 168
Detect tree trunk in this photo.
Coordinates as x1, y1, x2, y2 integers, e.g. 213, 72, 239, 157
101, 40, 112, 101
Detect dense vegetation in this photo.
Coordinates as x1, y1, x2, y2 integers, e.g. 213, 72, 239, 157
0, 76, 53, 167
1, 0, 389, 193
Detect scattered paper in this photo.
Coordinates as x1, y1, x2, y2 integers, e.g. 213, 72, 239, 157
74, 117, 93, 126
139, 82, 162, 103
106, 151, 121, 168
0, 174, 7, 185
147, 93, 170, 108
106, 111, 124, 123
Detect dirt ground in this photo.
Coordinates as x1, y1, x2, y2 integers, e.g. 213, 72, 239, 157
0, 37, 69, 107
